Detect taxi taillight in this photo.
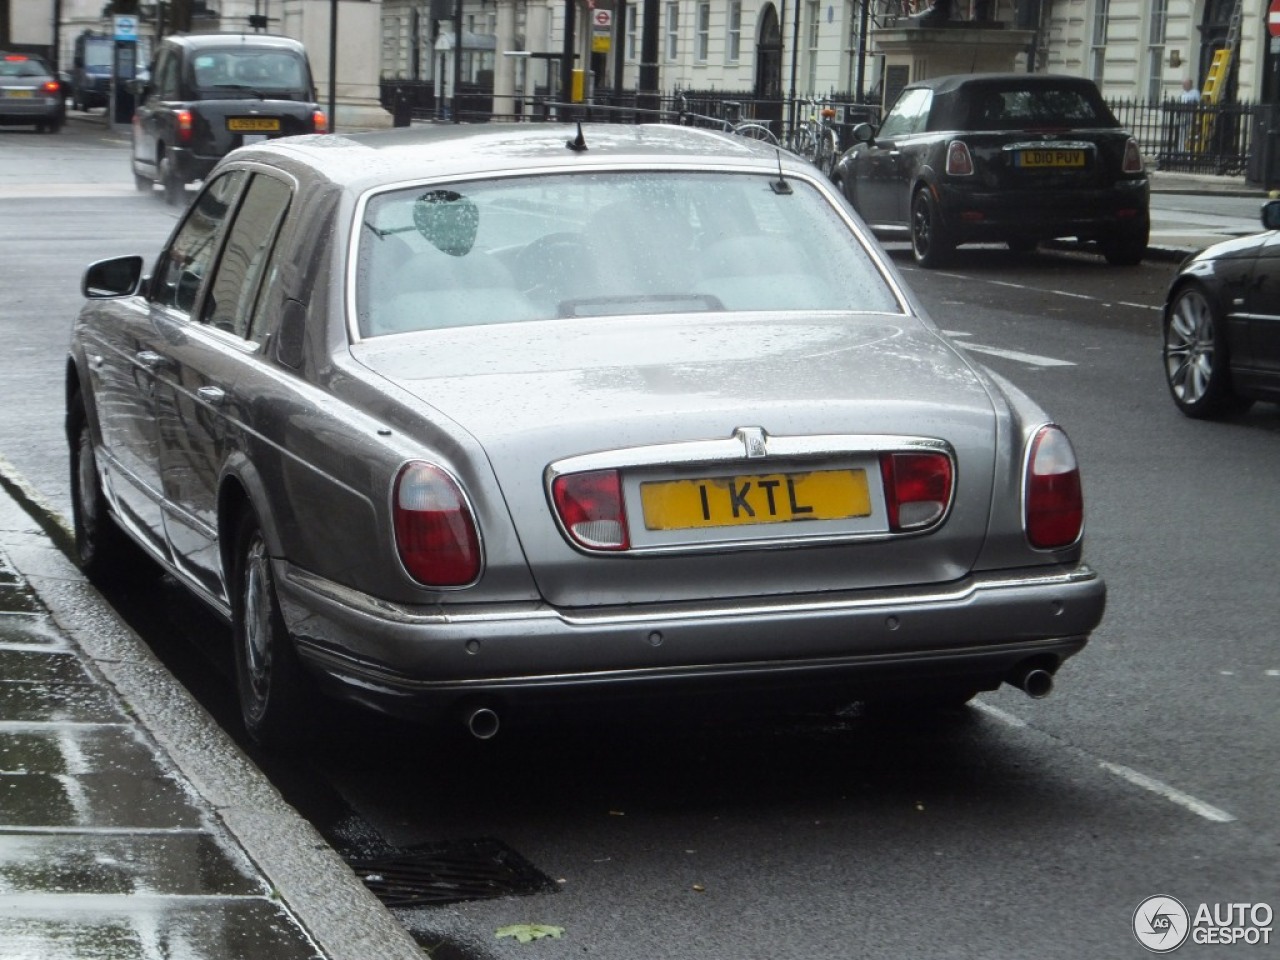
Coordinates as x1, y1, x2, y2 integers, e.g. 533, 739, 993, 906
176, 109, 193, 145
312, 109, 328, 133
41, 81, 61, 95
393, 462, 482, 586
1024, 425, 1083, 550
552, 469, 629, 551
880, 452, 952, 532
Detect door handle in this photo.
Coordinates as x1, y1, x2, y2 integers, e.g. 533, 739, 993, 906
135, 350, 168, 371
196, 385, 226, 406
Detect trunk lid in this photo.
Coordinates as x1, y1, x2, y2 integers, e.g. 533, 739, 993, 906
351, 313, 1002, 607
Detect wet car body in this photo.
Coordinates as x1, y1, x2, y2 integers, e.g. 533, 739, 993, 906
1162, 199, 1280, 418
67, 123, 1105, 746
832, 73, 1149, 267
131, 33, 325, 205
0, 52, 66, 132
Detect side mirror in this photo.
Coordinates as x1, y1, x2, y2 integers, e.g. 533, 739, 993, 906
82, 256, 146, 299
851, 122, 875, 145
1262, 199, 1280, 232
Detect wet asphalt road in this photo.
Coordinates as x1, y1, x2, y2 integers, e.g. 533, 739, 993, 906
1, 119, 1278, 959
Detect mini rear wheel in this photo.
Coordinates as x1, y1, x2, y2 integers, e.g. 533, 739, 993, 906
911, 187, 954, 268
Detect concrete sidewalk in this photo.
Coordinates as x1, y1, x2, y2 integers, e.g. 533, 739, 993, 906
0, 476, 425, 959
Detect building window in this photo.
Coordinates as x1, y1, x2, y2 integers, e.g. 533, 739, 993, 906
726, 1, 742, 63
627, 5, 639, 61
696, 1, 711, 63
666, 1, 679, 62
1090, 0, 1110, 86
1146, 0, 1169, 101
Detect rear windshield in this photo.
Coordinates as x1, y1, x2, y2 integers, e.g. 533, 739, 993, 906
962, 84, 1117, 131
354, 171, 901, 338
0, 58, 50, 79
189, 49, 309, 97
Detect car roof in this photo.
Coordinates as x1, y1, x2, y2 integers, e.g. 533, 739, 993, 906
903, 72, 1102, 95
238, 122, 810, 195
162, 33, 306, 53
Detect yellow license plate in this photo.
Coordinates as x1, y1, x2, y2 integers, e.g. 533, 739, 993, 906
6, 89, 33, 99
640, 469, 871, 531
1017, 149, 1085, 168
227, 117, 280, 132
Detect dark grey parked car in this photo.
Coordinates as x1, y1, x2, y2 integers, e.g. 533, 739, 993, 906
68, 123, 1105, 747
1163, 199, 1280, 418
0, 52, 66, 132
832, 73, 1150, 267
131, 33, 326, 205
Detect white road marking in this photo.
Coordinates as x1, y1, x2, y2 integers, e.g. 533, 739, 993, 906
928, 269, 1163, 313
1098, 761, 1237, 823
941, 330, 1075, 367
973, 700, 1237, 823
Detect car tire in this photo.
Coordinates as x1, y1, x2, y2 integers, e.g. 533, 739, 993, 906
911, 187, 953, 268
67, 395, 156, 585
1102, 227, 1147, 266
1163, 284, 1254, 419
232, 510, 311, 749
159, 153, 185, 207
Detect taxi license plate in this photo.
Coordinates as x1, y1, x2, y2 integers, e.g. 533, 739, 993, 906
1016, 149, 1085, 168
640, 469, 871, 531
227, 117, 281, 133
6, 89, 33, 99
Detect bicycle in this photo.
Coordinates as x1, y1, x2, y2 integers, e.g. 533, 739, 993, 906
787, 98, 840, 175
723, 100, 780, 146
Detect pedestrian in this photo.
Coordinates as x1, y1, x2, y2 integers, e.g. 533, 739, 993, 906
1179, 78, 1200, 152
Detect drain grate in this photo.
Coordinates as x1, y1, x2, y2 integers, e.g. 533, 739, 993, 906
347, 837, 559, 907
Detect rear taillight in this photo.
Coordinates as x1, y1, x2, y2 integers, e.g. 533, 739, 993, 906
392, 462, 481, 586
1122, 137, 1144, 174
880, 452, 952, 532
946, 140, 974, 176
552, 469, 629, 551
312, 109, 328, 134
1024, 425, 1083, 549
41, 80, 60, 95
176, 109, 193, 145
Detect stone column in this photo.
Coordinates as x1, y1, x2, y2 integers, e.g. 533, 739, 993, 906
493, 0, 519, 118
284, 0, 393, 131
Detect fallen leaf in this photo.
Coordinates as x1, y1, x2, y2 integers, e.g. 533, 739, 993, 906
692, 883, 706, 892
496, 924, 565, 944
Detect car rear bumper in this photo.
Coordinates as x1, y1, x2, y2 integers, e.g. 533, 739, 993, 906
0, 99, 63, 122
278, 562, 1106, 719
939, 182, 1149, 242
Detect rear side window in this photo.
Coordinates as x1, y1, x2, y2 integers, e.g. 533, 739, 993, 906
965, 85, 1116, 131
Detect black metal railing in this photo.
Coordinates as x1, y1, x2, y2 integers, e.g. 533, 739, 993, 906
1108, 97, 1256, 177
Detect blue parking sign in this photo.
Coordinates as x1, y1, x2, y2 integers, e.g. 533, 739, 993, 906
113, 15, 138, 42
